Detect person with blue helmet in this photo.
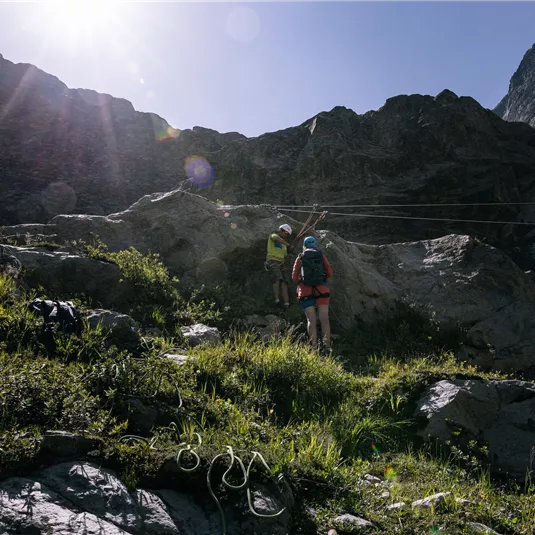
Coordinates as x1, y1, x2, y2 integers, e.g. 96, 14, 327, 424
303, 236, 317, 248
292, 235, 333, 353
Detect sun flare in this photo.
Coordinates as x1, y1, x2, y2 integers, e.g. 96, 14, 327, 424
40, 0, 121, 42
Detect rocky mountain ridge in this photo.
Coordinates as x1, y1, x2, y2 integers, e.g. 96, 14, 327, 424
0, 52, 243, 224
206, 90, 535, 252
3, 51, 535, 263
494, 42, 535, 128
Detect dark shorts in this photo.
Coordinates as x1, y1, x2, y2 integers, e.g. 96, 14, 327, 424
299, 296, 330, 310
266, 260, 288, 283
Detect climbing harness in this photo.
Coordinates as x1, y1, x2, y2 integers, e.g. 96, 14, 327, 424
297, 286, 330, 303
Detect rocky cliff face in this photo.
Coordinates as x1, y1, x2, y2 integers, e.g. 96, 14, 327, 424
207, 90, 535, 252
0, 53, 244, 225
495, 43, 535, 128
3, 53, 535, 259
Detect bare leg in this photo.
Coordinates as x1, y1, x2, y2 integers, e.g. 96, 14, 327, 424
281, 282, 289, 305
304, 306, 318, 349
273, 280, 280, 301
318, 305, 331, 349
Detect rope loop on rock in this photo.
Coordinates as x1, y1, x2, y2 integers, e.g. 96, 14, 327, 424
118, 428, 288, 535
176, 432, 202, 472
207, 446, 248, 535
246, 450, 287, 519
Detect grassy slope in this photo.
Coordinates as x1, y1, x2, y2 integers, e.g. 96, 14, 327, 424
0, 245, 534, 535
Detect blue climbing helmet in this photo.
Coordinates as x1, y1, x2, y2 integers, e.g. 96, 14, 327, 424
303, 236, 317, 249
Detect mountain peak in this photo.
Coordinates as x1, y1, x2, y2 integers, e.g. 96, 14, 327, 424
494, 43, 535, 127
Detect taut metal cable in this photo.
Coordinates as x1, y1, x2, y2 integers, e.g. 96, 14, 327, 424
274, 202, 535, 208
276, 208, 535, 226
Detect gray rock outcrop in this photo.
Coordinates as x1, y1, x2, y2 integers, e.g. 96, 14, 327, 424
180, 323, 221, 347
0, 461, 292, 535
415, 379, 535, 480
0, 243, 132, 307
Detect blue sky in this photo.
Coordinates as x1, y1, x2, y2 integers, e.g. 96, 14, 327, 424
0, 1, 534, 138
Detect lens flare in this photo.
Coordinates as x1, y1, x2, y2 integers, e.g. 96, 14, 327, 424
226, 6, 261, 43
385, 466, 397, 480
371, 443, 381, 455
41, 181, 77, 216
185, 156, 215, 189
156, 125, 180, 142
196, 257, 228, 283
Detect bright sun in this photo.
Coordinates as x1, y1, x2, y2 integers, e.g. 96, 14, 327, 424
40, 0, 121, 42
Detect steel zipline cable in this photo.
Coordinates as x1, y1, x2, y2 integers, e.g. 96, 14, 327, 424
274, 202, 535, 208
276, 207, 535, 226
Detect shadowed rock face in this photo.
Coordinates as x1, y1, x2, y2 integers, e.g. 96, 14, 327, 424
495, 43, 535, 128
206, 90, 535, 253
3, 53, 535, 260
0, 53, 244, 225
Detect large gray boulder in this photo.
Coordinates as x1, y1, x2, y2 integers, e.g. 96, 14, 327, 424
415, 380, 535, 481
180, 323, 221, 347
0, 244, 133, 308
44, 190, 281, 285
321, 231, 535, 373
0, 461, 292, 535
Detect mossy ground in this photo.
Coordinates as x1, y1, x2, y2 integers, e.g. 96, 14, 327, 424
0, 245, 533, 534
